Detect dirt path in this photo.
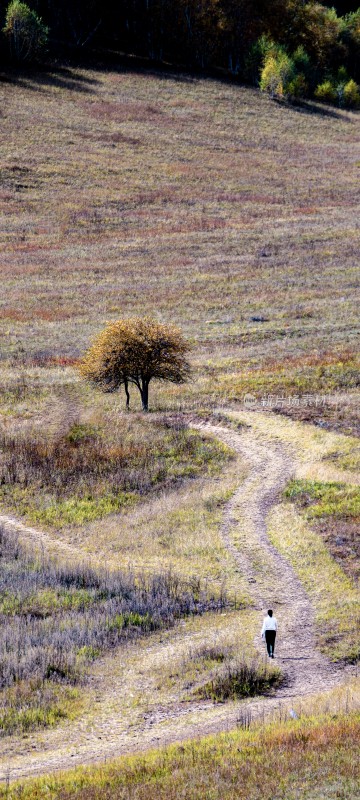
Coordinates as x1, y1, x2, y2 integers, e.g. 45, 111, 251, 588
193, 420, 352, 697
0, 514, 83, 561
0, 414, 356, 784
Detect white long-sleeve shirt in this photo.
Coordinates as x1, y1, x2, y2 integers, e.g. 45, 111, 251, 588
261, 615, 278, 636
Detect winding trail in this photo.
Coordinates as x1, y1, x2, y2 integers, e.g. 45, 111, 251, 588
0, 414, 356, 783
193, 420, 351, 698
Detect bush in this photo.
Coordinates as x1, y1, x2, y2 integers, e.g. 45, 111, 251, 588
314, 73, 360, 107
259, 43, 310, 101
194, 657, 282, 702
3, 0, 48, 63
260, 52, 295, 98
286, 73, 308, 99
314, 79, 338, 104
260, 45, 296, 98
343, 78, 360, 107
260, 55, 282, 97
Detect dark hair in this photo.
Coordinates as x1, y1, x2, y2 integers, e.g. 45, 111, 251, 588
267, 609, 273, 617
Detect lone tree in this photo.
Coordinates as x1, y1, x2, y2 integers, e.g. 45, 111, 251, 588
78, 317, 191, 411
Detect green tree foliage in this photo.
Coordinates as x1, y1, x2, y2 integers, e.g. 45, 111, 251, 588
78, 318, 191, 412
3, 0, 48, 62
259, 42, 310, 100
341, 9, 360, 79
343, 76, 360, 104
260, 48, 294, 98
1, 0, 359, 106
260, 34, 360, 105
315, 70, 360, 105
314, 78, 339, 102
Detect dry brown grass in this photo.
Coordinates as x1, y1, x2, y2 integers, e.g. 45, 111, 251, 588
0, 66, 359, 399
0, 406, 231, 527
2, 710, 360, 800
0, 66, 359, 791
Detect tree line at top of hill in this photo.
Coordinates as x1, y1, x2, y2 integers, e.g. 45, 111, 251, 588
1, 0, 360, 106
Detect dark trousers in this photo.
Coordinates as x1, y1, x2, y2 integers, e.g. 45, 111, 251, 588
265, 630, 276, 656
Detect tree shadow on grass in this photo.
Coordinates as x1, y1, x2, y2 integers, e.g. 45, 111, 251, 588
70, 46, 200, 84
0, 50, 197, 92
0, 65, 99, 93
273, 96, 354, 122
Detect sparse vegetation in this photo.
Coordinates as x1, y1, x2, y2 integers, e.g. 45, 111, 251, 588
284, 479, 360, 520
0, 61, 359, 796
284, 479, 360, 584
158, 631, 278, 699
0, 413, 231, 527
1, 712, 359, 800
193, 655, 282, 702
0, 681, 80, 738
0, 68, 359, 405
272, 389, 360, 438
0, 524, 228, 736
267, 480, 360, 662
324, 445, 360, 473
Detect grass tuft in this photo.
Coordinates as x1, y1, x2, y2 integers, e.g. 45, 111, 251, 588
193, 656, 282, 702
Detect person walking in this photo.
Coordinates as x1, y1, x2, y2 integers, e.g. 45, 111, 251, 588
261, 609, 278, 658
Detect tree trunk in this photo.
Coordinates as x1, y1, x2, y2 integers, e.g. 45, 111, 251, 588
140, 381, 149, 411
124, 379, 130, 410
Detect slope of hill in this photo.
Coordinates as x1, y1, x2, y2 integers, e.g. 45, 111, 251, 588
0, 67, 359, 797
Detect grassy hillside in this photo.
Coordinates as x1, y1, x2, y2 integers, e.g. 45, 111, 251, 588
1, 67, 359, 413
0, 67, 359, 794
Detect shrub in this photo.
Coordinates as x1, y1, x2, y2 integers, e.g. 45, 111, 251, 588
260, 43, 309, 101
314, 79, 338, 104
286, 73, 308, 99
343, 78, 360, 107
260, 55, 282, 96
314, 71, 360, 107
260, 49, 295, 98
3, 0, 48, 62
194, 657, 282, 702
